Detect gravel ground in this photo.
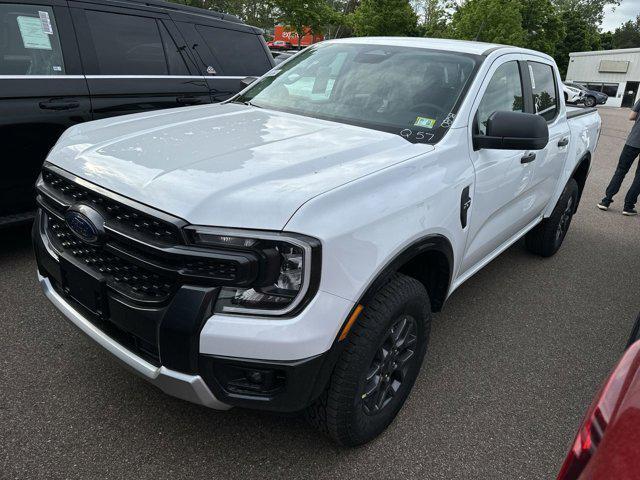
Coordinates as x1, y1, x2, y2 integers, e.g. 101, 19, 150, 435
1, 107, 639, 480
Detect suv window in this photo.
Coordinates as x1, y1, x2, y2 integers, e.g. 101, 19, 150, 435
0, 4, 65, 75
528, 62, 558, 121
85, 10, 167, 75
158, 21, 189, 75
476, 61, 523, 135
195, 25, 271, 76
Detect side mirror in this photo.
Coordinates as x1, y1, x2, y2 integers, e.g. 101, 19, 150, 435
240, 76, 258, 89
473, 111, 549, 151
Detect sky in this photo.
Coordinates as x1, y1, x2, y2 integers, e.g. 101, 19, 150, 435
601, 0, 640, 31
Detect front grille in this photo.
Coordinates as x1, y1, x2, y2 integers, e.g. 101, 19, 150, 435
42, 169, 182, 246
47, 216, 175, 301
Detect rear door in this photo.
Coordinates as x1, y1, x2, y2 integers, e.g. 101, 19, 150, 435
174, 19, 274, 101
0, 0, 90, 216
524, 59, 569, 214
69, 1, 210, 119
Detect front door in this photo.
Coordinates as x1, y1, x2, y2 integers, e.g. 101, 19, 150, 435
622, 81, 639, 108
69, 1, 210, 119
460, 57, 536, 275
0, 0, 91, 216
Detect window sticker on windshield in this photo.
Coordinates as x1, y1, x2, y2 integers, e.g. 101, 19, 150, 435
17, 16, 52, 50
441, 113, 456, 128
38, 11, 53, 35
414, 117, 436, 128
52, 66, 62, 72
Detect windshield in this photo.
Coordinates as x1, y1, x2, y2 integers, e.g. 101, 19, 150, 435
236, 43, 481, 144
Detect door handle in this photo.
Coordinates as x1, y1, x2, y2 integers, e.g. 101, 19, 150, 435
176, 96, 203, 105
521, 152, 537, 164
558, 137, 570, 147
39, 99, 80, 111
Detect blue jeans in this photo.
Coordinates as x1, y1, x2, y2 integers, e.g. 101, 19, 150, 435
604, 144, 640, 210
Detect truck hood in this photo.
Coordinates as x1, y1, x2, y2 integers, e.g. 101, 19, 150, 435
48, 103, 431, 230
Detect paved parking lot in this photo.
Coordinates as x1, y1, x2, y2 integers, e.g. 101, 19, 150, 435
1, 107, 639, 480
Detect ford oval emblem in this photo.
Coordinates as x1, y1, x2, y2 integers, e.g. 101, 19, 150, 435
64, 206, 105, 244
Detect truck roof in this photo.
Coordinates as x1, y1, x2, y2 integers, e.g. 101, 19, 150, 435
326, 37, 552, 60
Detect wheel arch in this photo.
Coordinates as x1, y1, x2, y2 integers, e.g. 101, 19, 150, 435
358, 234, 454, 313
570, 152, 591, 212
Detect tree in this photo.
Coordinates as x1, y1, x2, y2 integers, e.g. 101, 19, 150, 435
611, 15, 640, 49
412, 0, 451, 37
600, 30, 614, 50
273, 0, 339, 48
552, 0, 620, 26
520, 0, 564, 56
350, 0, 418, 37
554, 9, 601, 77
449, 0, 525, 46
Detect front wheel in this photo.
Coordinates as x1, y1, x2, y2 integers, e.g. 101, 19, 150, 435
584, 96, 596, 108
305, 273, 431, 446
525, 179, 579, 257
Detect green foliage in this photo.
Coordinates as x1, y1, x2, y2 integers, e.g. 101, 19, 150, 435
520, 0, 564, 55
350, 0, 418, 36
609, 15, 640, 49
554, 9, 601, 77
552, 0, 620, 26
449, 0, 525, 46
273, 0, 339, 46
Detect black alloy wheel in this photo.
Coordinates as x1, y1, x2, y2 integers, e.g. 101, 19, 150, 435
361, 315, 418, 415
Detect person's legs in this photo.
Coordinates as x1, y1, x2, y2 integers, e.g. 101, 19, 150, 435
602, 145, 640, 204
602, 144, 640, 205
623, 158, 640, 213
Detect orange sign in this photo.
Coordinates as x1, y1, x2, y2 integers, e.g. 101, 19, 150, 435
273, 25, 323, 47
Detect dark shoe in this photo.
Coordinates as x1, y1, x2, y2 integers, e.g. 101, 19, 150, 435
622, 208, 638, 216
597, 199, 612, 211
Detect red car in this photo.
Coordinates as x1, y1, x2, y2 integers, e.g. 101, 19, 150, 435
557, 312, 640, 479
267, 40, 292, 51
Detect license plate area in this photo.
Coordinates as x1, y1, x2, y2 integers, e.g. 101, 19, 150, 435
60, 256, 108, 318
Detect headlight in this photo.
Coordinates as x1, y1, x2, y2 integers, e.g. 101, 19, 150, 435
185, 227, 320, 316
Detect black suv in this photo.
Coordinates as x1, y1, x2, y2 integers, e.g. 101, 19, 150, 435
0, 0, 274, 225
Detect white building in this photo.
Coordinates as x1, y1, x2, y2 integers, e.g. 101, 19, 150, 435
566, 47, 640, 108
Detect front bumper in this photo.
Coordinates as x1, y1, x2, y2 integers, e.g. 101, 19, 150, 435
39, 273, 230, 410
34, 207, 353, 412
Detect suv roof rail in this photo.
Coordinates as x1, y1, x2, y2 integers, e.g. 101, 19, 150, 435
83, 0, 244, 24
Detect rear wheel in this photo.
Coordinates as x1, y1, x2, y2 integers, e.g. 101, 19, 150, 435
525, 179, 579, 257
305, 273, 431, 446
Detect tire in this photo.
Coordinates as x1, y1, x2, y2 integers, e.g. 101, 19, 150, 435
305, 273, 431, 446
525, 179, 579, 257
584, 96, 596, 108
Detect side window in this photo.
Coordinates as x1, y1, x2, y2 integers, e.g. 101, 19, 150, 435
158, 21, 189, 75
195, 25, 272, 76
528, 62, 558, 121
476, 61, 523, 135
84, 10, 167, 75
0, 4, 65, 75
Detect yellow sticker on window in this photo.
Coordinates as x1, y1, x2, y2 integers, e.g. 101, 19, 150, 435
414, 117, 436, 128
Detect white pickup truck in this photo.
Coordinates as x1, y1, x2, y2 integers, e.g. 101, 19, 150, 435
34, 38, 601, 446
